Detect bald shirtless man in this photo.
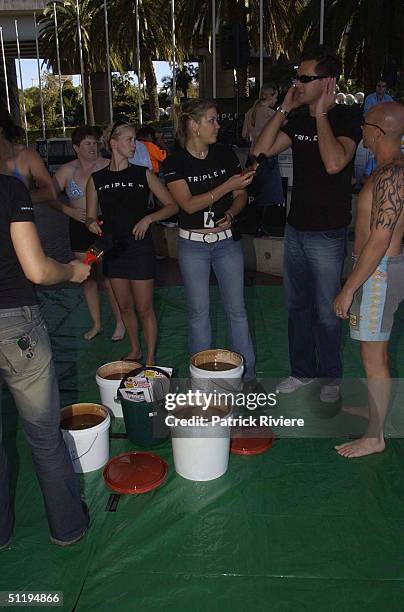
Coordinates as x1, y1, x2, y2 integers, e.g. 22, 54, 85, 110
333, 101, 404, 458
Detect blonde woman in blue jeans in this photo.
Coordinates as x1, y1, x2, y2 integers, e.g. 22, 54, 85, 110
163, 99, 256, 383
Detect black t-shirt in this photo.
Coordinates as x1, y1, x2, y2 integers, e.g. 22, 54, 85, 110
92, 164, 151, 238
163, 143, 241, 229
281, 105, 361, 231
0, 175, 37, 308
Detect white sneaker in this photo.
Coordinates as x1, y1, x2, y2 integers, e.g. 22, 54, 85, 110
320, 385, 340, 403
0, 538, 11, 551
276, 376, 315, 394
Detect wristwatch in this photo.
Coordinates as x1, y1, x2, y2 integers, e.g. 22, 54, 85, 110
276, 106, 289, 117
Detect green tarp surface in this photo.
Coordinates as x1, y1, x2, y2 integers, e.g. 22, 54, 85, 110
1, 286, 404, 611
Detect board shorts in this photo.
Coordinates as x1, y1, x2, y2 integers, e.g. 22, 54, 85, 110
349, 252, 404, 341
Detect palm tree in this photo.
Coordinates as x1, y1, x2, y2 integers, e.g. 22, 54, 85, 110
291, 0, 404, 92
162, 65, 199, 100
108, 0, 178, 121
38, 0, 123, 125
176, 64, 199, 99
176, 0, 301, 96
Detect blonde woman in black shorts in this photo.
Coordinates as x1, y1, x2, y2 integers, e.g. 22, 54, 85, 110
86, 121, 177, 364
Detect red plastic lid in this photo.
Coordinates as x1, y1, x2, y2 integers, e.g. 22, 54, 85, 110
103, 451, 168, 494
231, 436, 273, 456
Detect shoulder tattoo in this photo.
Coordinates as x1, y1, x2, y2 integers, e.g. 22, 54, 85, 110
371, 162, 404, 232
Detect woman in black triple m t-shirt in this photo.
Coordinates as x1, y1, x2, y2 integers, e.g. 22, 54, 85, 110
86, 122, 177, 364
163, 99, 256, 382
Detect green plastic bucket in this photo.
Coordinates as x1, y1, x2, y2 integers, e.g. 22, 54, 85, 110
119, 367, 170, 447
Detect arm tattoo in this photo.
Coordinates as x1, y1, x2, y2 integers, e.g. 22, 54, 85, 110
370, 163, 404, 232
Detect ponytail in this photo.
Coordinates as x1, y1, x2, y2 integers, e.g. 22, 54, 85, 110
175, 99, 217, 148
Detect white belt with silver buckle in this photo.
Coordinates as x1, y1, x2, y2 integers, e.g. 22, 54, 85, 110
179, 228, 232, 243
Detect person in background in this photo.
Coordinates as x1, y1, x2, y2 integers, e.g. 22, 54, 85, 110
242, 84, 284, 234
0, 108, 55, 201
0, 174, 90, 549
242, 84, 278, 149
137, 126, 167, 174
136, 126, 173, 255
53, 126, 125, 341
363, 80, 393, 115
359, 90, 382, 186
129, 137, 153, 170
361, 154, 377, 184
253, 46, 361, 402
163, 99, 257, 386
86, 121, 177, 364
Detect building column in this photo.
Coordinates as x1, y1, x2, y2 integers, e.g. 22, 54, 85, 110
199, 51, 236, 99
90, 72, 111, 125
0, 57, 20, 122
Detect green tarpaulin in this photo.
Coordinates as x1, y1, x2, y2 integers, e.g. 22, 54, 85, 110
1, 286, 404, 611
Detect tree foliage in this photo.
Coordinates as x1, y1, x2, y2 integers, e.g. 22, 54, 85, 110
291, 0, 404, 92
161, 64, 199, 100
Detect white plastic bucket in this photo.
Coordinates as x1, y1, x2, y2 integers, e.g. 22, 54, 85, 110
190, 349, 244, 394
170, 404, 232, 481
96, 361, 142, 418
60, 403, 110, 474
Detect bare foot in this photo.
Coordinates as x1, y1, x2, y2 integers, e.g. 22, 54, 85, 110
145, 356, 155, 366
84, 326, 101, 341
111, 321, 126, 342
335, 437, 385, 458
121, 352, 143, 362
341, 405, 369, 419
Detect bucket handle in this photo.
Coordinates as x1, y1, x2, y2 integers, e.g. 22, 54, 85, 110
73, 433, 99, 460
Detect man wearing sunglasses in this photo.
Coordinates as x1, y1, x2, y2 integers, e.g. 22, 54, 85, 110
333, 102, 404, 458
363, 81, 393, 116
253, 47, 361, 402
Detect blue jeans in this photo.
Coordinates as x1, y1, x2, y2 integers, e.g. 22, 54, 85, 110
178, 236, 256, 380
0, 306, 88, 546
284, 223, 347, 380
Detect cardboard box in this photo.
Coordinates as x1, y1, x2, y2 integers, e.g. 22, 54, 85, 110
119, 366, 172, 403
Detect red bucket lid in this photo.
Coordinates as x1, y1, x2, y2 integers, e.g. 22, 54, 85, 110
103, 451, 168, 494
231, 435, 273, 456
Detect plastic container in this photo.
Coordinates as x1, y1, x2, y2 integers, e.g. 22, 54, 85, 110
231, 436, 273, 455
60, 403, 110, 473
96, 360, 142, 418
189, 349, 244, 394
169, 404, 232, 481
119, 366, 170, 447
103, 451, 168, 494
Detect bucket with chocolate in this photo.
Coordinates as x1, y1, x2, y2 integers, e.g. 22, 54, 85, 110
189, 349, 244, 394
96, 360, 142, 418
60, 403, 110, 473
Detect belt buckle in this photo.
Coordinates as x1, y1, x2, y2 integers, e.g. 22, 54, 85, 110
203, 232, 219, 244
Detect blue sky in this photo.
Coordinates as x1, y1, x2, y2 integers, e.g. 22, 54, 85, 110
17, 58, 173, 89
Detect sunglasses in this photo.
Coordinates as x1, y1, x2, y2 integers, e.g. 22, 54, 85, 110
110, 119, 130, 138
293, 74, 327, 84
361, 119, 386, 135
